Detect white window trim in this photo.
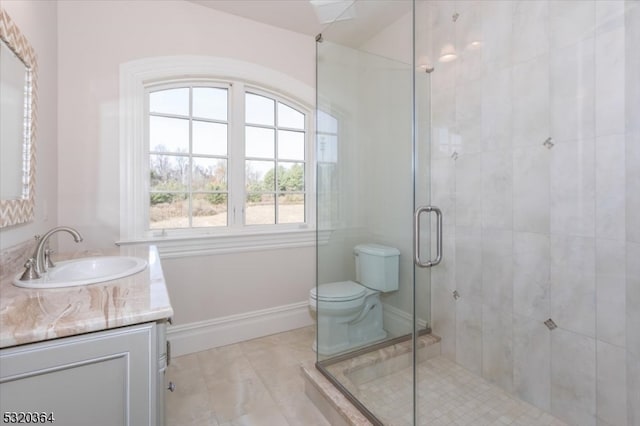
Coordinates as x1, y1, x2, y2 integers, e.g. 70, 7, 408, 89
118, 56, 319, 257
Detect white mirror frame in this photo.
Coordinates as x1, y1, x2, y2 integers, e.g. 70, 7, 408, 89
0, 8, 37, 228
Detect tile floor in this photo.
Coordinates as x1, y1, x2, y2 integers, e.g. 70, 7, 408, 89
167, 327, 567, 426
166, 326, 330, 426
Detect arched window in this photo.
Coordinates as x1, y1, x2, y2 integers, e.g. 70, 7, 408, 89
119, 57, 314, 256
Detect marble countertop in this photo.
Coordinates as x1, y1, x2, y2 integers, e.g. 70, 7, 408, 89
0, 245, 173, 348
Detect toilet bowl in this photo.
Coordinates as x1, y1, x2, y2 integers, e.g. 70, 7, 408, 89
310, 244, 400, 355
310, 281, 386, 355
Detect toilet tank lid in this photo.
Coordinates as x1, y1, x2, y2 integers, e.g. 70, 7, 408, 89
354, 244, 400, 257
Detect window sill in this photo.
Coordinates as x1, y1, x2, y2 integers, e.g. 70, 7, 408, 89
116, 228, 330, 258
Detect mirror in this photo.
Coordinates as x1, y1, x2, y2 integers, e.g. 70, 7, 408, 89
0, 8, 37, 227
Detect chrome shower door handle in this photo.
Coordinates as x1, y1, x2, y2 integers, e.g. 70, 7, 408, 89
414, 205, 443, 268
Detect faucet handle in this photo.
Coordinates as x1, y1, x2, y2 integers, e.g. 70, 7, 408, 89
45, 248, 56, 269
19, 258, 40, 281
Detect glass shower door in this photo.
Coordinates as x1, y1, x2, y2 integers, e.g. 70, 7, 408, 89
315, 1, 419, 424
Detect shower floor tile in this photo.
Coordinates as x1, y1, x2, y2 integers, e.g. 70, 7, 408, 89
354, 356, 567, 426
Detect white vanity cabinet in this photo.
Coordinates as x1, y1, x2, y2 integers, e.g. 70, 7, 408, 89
0, 321, 169, 426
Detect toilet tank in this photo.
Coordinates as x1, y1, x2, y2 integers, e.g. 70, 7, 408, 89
354, 244, 400, 292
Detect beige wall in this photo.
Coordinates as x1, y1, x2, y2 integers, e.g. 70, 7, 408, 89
0, 0, 58, 249
54, 0, 316, 325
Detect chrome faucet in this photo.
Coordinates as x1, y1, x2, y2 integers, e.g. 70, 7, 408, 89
32, 226, 83, 275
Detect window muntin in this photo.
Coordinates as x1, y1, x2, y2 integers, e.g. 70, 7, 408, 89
146, 82, 308, 233
148, 84, 229, 230
243, 91, 306, 226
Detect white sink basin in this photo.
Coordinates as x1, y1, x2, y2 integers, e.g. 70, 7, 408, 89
13, 256, 148, 289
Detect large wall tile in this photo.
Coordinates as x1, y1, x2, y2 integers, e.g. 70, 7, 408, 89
550, 37, 595, 143
482, 228, 513, 310
455, 82, 482, 154
551, 329, 597, 426
455, 299, 482, 375
455, 153, 482, 227
627, 242, 640, 358
513, 232, 550, 321
431, 276, 456, 361
455, 226, 482, 300
482, 150, 513, 230
512, 1, 549, 64
596, 341, 627, 426
455, 190, 482, 228
513, 314, 551, 411
596, 239, 626, 347
454, 1, 483, 85
512, 56, 550, 147
625, 3, 640, 135
430, 157, 456, 226
595, 25, 625, 138
549, 0, 596, 49
595, 1, 625, 32
627, 132, 640, 243
628, 352, 640, 426
513, 145, 550, 234
431, 87, 456, 160
550, 139, 596, 238
482, 305, 513, 392
481, 66, 512, 152
595, 135, 626, 240
431, 225, 455, 292
550, 235, 596, 338
481, 1, 512, 69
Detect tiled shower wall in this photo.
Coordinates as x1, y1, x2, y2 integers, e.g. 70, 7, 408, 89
423, 1, 639, 425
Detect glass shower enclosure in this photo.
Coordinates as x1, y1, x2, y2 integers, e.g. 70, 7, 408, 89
315, 1, 639, 425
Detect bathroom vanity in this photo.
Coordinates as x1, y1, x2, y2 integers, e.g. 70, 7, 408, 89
0, 245, 173, 426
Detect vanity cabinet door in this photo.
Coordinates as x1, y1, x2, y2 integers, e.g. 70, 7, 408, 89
0, 323, 158, 426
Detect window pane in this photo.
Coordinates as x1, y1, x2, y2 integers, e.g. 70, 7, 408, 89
149, 116, 189, 153
278, 102, 304, 129
149, 193, 189, 229
317, 134, 338, 163
246, 126, 275, 158
317, 110, 338, 133
278, 194, 304, 224
192, 193, 227, 227
193, 121, 227, 156
278, 130, 304, 161
246, 93, 274, 126
192, 157, 227, 192
150, 154, 188, 191
277, 162, 304, 191
245, 160, 275, 192
245, 193, 275, 225
193, 87, 227, 121
149, 88, 189, 116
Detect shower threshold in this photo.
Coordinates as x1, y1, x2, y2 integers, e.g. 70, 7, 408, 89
305, 330, 440, 426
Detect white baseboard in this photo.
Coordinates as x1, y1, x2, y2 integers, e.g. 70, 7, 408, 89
383, 303, 428, 336
167, 301, 315, 356
168, 301, 426, 357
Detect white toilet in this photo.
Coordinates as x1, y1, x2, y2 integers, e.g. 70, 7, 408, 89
309, 244, 400, 355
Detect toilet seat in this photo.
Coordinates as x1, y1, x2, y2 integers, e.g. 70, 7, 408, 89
310, 281, 366, 302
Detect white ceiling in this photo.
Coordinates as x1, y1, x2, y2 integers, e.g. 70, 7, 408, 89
189, 0, 326, 38
188, 0, 411, 46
